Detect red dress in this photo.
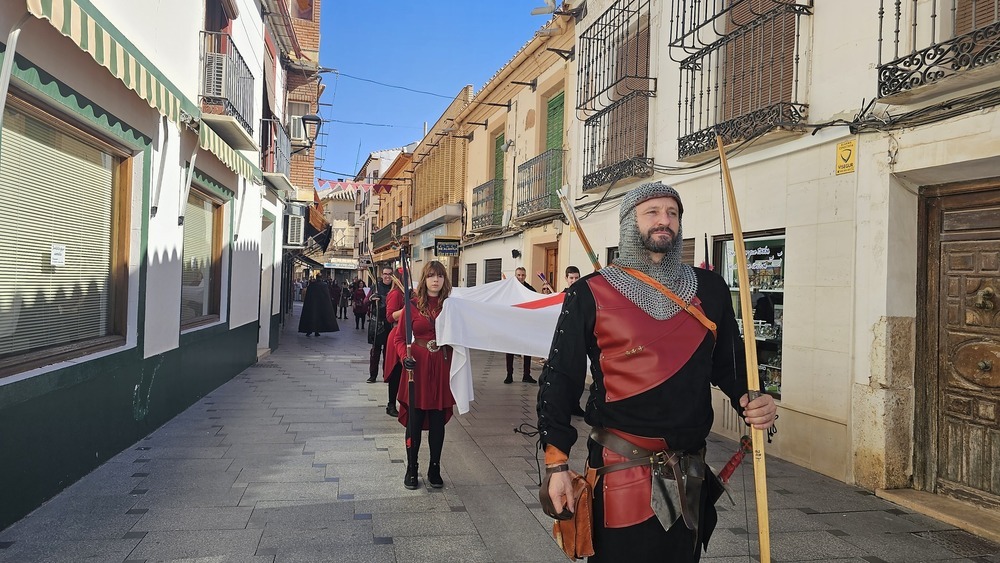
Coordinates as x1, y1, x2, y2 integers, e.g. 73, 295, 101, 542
382, 288, 404, 382
393, 296, 455, 427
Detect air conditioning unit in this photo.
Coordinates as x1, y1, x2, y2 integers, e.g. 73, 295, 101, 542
286, 215, 305, 247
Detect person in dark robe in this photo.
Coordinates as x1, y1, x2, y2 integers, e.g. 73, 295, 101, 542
298, 274, 339, 337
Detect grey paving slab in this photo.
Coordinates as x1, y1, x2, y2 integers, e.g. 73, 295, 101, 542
3, 305, 999, 562
127, 529, 263, 560
130, 506, 254, 532
0, 538, 140, 562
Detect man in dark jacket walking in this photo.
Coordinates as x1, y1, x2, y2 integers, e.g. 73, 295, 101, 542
365, 267, 394, 383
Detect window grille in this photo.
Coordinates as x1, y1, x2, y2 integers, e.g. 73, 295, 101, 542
669, 0, 812, 159
878, 0, 1000, 99
577, 0, 655, 189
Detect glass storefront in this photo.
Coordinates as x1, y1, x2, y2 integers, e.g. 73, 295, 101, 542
714, 232, 785, 398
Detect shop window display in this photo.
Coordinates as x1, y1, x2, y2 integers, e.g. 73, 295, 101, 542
713, 232, 784, 398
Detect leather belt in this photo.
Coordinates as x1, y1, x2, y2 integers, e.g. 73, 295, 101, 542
412, 338, 441, 353
590, 427, 709, 553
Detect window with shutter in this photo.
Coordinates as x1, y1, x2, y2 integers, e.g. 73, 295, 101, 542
181, 189, 224, 327
673, 0, 810, 158
466, 263, 478, 287
545, 92, 565, 151
0, 95, 130, 376
484, 258, 502, 283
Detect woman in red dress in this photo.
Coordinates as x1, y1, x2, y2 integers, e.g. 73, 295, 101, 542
393, 260, 455, 490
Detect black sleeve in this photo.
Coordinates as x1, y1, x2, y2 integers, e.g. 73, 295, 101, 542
702, 271, 750, 414
536, 281, 595, 456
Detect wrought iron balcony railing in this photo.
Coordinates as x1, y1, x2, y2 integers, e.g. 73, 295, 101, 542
516, 149, 564, 221
372, 218, 402, 251
200, 31, 254, 136
576, 0, 654, 117
878, 0, 1000, 100
670, 0, 812, 159
260, 119, 290, 177
471, 178, 504, 232
582, 91, 653, 190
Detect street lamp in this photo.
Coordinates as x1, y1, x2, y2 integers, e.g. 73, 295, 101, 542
292, 113, 323, 155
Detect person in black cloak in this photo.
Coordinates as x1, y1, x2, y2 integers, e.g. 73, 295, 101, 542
299, 274, 340, 337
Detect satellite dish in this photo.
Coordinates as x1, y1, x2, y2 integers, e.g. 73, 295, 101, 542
530, 0, 556, 15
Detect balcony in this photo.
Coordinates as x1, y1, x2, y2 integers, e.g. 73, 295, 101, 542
200, 31, 256, 150
261, 118, 292, 192
670, 0, 811, 160
516, 149, 564, 222
582, 92, 654, 190
372, 218, 402, 252
878, 0, 1000, 103
471, 178, 504, 233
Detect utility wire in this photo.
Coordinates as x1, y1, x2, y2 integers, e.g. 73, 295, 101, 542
337, 71, 454, 100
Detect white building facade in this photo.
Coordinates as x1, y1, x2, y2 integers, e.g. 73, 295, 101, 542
0, 0, 311, 528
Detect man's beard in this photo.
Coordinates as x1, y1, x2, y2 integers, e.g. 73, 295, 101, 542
641, 227, 676, 254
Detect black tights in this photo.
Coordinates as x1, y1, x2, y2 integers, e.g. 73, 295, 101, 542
405, 408, 446, 467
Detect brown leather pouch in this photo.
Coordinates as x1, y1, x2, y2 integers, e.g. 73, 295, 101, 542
541, 468, 596, 560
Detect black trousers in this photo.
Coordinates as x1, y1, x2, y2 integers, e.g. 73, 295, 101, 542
505, 353, 531, 377
386, 363, 401, 408
369, 334, 388, 378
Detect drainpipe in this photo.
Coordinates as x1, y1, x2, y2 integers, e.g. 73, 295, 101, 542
0, 13, 32, 161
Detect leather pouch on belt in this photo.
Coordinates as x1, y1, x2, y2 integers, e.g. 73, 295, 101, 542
601, 447, 654, 528
543, 469, 596, 560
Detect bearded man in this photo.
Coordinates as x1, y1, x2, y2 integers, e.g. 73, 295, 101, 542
537, 181, 776, 561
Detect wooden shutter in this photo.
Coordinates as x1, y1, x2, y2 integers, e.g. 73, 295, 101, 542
546, 92, 565, 150
494, 134, 505, 223
484, 258, 502, 283
682, 238, 696, 265
721, 0, 795, 122
955, 0, 998, 38
0, 102, 116, 358
466, 263, 477, 287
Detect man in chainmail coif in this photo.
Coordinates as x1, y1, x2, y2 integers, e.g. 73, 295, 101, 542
536, 181, 776, 562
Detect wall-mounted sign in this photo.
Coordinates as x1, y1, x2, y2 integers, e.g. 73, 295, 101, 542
435, 239, 460, 257
836, 139, 856, 175
325, 258, 359, 270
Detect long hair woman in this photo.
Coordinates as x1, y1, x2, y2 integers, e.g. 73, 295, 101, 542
392, 260, 455, 490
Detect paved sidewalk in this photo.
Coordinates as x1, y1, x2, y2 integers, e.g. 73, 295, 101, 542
1, 305, 999, 562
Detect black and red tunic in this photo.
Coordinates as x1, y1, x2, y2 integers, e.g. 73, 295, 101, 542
537, 268, 747, 456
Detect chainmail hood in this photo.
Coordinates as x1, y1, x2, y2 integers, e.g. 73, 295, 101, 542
600, 181, 698, 320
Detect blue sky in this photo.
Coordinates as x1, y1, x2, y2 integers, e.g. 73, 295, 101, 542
314, 1, 552, 181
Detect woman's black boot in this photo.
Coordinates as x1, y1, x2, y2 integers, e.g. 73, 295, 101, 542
403, 464, 419, 490
427, 462, 443, 488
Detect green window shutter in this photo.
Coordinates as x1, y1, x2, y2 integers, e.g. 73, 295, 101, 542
493, 134, 505, 224
494, 133, 505, 180
0, 104, 115, 358
546, 92, 565, 150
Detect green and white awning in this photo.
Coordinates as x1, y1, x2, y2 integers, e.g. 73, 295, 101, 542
26, 0, 197, 125
25, 0, 262, 184
199, 124, 263, 184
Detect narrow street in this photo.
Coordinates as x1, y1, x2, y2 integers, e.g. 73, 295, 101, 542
0, 305, 997, 562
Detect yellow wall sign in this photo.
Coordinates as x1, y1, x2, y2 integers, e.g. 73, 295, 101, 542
836, 139, 856, 175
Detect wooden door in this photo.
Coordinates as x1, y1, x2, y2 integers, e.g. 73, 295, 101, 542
930, 189, 1000, 508
545, 247, 558, 290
